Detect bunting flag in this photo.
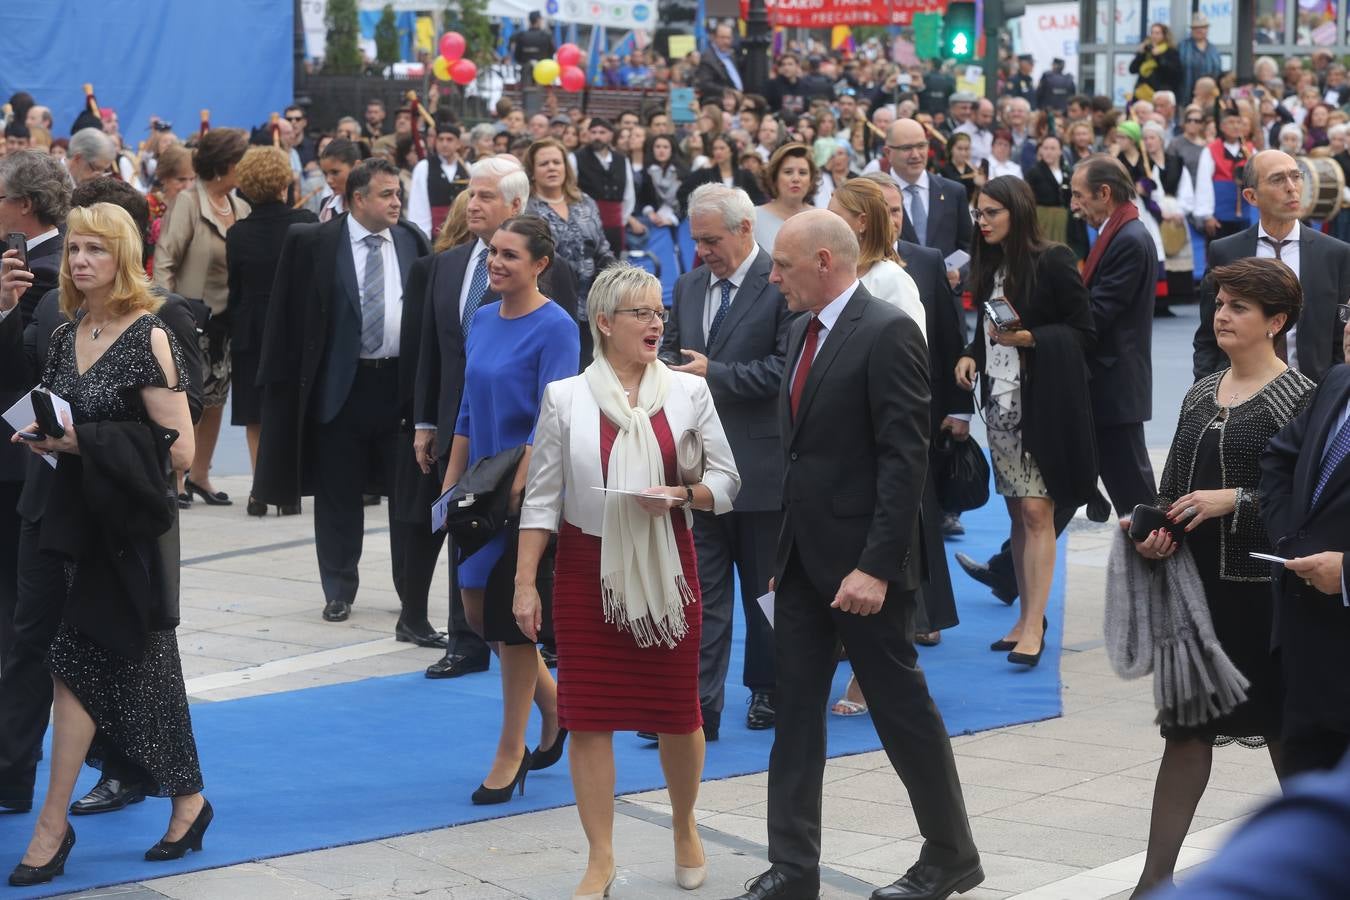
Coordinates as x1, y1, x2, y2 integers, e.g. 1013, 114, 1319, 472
772, 26, 785, 56
831, 25, 855, 57
585, 25, 604, 86
497, 17, 513, 60
612, 30, 637, 59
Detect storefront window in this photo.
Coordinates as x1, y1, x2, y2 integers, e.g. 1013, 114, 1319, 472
1254, 0, 1289, 46
1298, 0, 1337, 46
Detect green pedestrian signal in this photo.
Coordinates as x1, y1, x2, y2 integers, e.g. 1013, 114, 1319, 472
944, 2, 977, 61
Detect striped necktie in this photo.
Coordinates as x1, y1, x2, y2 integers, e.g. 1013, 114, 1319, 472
1312, 413, 1350, 508
462, 247, 489, 339
360, 234, 385, 355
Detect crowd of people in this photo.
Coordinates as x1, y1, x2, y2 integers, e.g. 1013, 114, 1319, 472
0, 13, 1349, 900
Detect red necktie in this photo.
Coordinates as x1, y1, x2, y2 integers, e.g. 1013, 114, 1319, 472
790, 316, 824, 419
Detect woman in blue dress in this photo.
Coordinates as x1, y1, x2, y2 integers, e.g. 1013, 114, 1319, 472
441, 215, 580, 804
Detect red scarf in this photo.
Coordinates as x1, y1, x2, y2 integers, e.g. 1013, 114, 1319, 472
1081, 201, 1139, 287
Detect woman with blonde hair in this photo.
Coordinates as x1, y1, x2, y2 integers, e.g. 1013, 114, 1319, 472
434, 189, 473, 252
516, 264, 739, 898
825, 178, 925, 341
9, 203, 208, 887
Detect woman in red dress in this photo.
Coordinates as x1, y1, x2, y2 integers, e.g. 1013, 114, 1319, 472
515, 264, 741, 899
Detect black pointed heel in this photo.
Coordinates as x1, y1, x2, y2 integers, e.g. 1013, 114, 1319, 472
1008, 618, 1050, 668
9, 823, 74, 887
530, 727, 569, 771
991, 616, 1047, 653
472, 752, 530, 805
145, 798, 213, 861
246, 495, 268, 517
184, 478, 232, 507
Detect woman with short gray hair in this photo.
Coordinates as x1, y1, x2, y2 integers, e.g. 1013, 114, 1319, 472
516, 264, 739, 898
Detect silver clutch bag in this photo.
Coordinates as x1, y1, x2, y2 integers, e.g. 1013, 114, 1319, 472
676, 427, 706, 486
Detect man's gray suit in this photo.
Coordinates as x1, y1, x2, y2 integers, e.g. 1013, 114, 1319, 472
664, 245, 792, 730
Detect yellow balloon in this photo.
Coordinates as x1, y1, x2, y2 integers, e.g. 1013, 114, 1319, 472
533, 58, 561, 86
432, 56, 452, 81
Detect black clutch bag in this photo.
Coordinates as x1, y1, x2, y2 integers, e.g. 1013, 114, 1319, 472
934, 433, 991, 514
437, 444, 526, 558
1127, 503, 1188, 545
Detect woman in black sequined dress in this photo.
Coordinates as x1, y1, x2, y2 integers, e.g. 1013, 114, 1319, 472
8, 204, 210, 888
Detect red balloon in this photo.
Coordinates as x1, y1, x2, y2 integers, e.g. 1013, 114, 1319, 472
450, 58, 478, 86
439, 32, 466, 62
560, 65, 587, 92
556, 43, 582, 68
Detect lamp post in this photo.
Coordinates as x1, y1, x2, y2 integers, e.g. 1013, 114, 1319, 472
743, 0, 771, 96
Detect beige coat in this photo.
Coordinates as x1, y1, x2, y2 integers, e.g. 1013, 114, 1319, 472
153, 182, 250, 314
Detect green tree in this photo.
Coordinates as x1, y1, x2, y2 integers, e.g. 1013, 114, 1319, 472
374, 4, 401, 67
325, 0, 363, 74
443, 0, 495, 68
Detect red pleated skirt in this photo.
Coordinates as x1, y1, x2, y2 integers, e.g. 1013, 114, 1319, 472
552, 410, 703, 734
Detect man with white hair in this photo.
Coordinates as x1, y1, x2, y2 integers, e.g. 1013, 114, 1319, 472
661, 184, 792, 739
65, 127, 116, 185
1153, 90, 1178, 136
731, 209, 982, 900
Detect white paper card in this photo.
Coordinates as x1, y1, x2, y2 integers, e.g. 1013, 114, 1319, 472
1249, 552, 1290, 565
2, 386, 69, 468
756, 591, 775, 629
945, 249, 970, 272
591, 486, 680, 503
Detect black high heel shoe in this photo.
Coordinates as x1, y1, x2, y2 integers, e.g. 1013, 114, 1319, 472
1008, 619, 1049, 668
9, 823, 75, 886
471, 752, 530, 805
990, 616, 1047, 652
145, 798, 213, 861
184, 478, 232, 507
246, 495, 268, 517
530, 728, 568, 771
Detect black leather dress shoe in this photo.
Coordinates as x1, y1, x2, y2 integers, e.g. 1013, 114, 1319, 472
425, 653, 489, 679
870, 860, 984, 900
395, 622, 449, 649
746, 691, 775, 730
0, 797, 31, 814
727, 867, 819, 900
322, 600, 351, 622
70, 777, 145, 815
954, 553, 1017, 605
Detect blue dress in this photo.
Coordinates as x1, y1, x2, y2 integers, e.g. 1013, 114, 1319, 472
455, 299, 580, 588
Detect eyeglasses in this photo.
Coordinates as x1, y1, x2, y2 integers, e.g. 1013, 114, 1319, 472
1265, 170, 1305, 188
887, 142, 928, 153
1337, 303, 1350, 324
971, 207, 1008, 221
615, 307, 669, 324
285, 115, 305, 123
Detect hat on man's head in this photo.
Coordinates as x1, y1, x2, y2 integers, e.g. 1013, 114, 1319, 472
1052, 58, 1065, 68
1190, 12, 1209, 28
550, 114, 571, 126
588, 117, 614, 133
1017, 53, 1033, 63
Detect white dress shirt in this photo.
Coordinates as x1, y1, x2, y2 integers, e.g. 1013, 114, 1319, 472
319, 191, 346, 223
347, 215, 403, 358
702, 245, 760, 341
893, 169, 930, 236
987, 158, 1023, 180
407, 155, 462, 240
790, 279, 859, 385
591, 148, 637, 225
1254, 222, 1302, 371
954, 122, 993, 166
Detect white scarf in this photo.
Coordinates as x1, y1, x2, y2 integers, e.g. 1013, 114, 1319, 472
584, 356, 696, 648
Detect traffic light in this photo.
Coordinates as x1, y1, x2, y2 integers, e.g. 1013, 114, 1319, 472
944, 2, 977, 61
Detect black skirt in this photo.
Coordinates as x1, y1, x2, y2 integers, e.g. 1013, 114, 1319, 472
229, 349, 262, 426
481, 525, 557, 647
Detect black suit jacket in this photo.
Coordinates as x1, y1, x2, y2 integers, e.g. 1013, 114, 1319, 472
16, 230, 63, 326
253, 214, 429, 504
664, 246, 794, 512
694, 51, 741, 98
898, 240, 973, 432
1195, 224, 1350, 384
677, 167, 765, 214
225, 202, 317, 355
1087, 217, 1156, 426
0, 232, 62, 484
1259, 364, 1350, 731
896, 173, 972, 260
777, 285, 931, 595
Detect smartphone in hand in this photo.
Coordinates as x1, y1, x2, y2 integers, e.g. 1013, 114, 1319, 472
4, 233, 27, 270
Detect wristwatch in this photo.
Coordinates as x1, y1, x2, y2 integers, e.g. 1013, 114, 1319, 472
683, 486, 695, 509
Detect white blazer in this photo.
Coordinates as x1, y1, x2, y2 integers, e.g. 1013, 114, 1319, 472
520, 370, 741, 537
861, 259, 928, 345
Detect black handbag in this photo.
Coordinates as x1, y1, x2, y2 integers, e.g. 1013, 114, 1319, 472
934, 432, 991, 514
437, 444, 527, 558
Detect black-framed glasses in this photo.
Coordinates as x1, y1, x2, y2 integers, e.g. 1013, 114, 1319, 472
285, 115, 305, 123
972, 207, 1008, 221
887, 142, 928, 153
616, 307, 669, 324
1336, 303, 1350, 324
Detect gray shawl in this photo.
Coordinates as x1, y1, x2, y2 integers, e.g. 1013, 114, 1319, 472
1104, 529, 1251, 728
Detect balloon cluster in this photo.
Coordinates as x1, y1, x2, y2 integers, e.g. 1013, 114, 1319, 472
432, 32, 477, 86
534, 42, 586, 92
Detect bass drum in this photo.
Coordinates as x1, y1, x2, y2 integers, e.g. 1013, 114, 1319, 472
1299, 156, 1345, 221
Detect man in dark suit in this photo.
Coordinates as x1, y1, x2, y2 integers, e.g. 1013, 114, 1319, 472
732, 210, 980, 900
1260, 325, 1350, 778
1196, 150, 1350, 385
694, 21, 744, 97
886, 119, 972, 277
412, 156, 527, 678
663, 183, 790, 737
254, 159, 430, 624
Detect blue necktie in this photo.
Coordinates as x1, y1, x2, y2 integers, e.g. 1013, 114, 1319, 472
1312, 413, 1350, 507
707, 279, 733, 347
360, 235, 385, 355
905, 183, 928, 245
462, 247, 489, 339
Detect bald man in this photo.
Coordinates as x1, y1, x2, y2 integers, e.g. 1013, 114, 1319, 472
731, 211, 981, 900
1195, 149, 1350, 384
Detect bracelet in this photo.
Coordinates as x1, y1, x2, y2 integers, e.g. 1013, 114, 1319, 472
683, 486, 695, 509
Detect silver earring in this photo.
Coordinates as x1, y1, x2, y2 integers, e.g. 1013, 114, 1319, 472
1267, 331, 1274, 339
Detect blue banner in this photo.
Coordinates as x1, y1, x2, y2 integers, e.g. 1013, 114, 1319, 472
0, 0, 293, 144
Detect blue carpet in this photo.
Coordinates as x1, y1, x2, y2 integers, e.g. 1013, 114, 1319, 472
0, 498, 1063, 898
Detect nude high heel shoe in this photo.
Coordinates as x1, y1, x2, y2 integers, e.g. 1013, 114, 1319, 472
573, 867, 616, 899
675, 861, 707, 890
